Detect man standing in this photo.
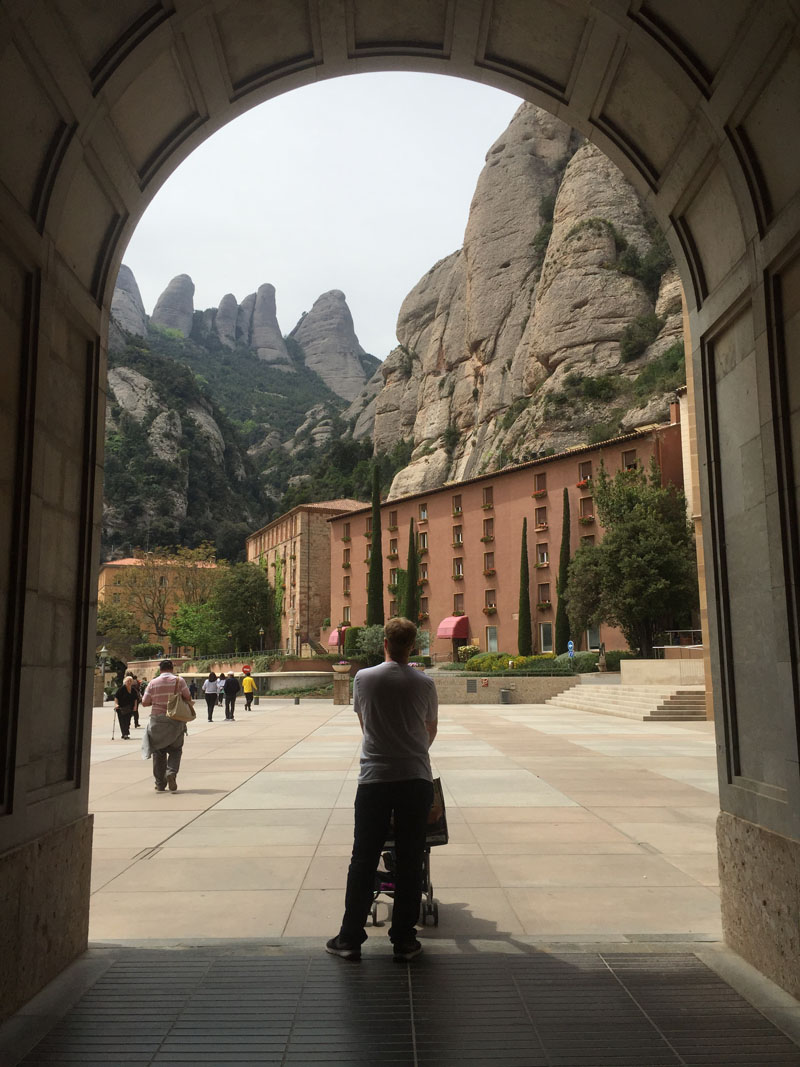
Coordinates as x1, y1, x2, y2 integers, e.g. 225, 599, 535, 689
241, 666, 258, 710
327, 617, 437, 962
223, 672, 240, 720
141, 659, 193, 792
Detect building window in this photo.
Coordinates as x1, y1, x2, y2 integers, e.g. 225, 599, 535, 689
365, 516, 372, 534
112, 593, 120, 604
342, 606, 351, 623
419, 562, 428, 580
389, 537, 398, 554
482, 486, 493, 508
453, 557, 464, 577
622, 449, 638, 470
578, 460, 592, 483
389, 568, 398, 584
419, 531, 428, 550
389, 599, 397, 616
486, 626, 498, 652
537, 583, 551, 605
452, 494, 462, 515
539, 622, 553, 653
366, 543, 372, 560
535, 507, 547, 529
586, 625, 601, 650
453, 592, 464, 614
159, 575, 168, 586
342, 522, 350, 539
482, 517, 494, 540
343, 548, 350, 566
419, 503, 428, 521
420, 596, 429, 616
484, 588, 496, 608
581, 534, 595, 546
389, 510, 398, 528
483, 551, 495, 572
579, 496, 594, 520
452, 524, 463, 544
536, 543, 549, 564
534, 472, 546, 493
343, 575, 350, 595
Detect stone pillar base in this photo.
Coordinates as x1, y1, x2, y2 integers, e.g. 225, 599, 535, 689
0, 815, 93, 1022
333, 674, 351, 705
717, 811, 800, 999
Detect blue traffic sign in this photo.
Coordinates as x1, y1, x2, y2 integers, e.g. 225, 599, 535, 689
567, 640, 574, 651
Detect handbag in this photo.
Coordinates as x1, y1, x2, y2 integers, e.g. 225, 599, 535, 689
166, 677, 196, 722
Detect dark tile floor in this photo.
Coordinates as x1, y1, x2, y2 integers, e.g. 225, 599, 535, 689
15, 950, 800, 1066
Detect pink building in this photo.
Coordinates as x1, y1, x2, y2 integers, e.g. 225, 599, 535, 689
327, 416, 683, 660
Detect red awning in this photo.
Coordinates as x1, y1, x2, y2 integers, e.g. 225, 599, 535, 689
328, 627, 348, 646
436, 615, 470, 639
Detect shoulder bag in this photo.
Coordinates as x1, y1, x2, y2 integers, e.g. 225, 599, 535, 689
166, 677, 197, 722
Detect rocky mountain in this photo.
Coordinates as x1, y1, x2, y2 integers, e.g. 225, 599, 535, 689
289, 290, 374, 401
345, 103, 684, 499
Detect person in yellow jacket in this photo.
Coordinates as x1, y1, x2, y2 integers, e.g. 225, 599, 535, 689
241, 666, 258, 710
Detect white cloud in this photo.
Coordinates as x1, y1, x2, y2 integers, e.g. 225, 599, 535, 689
122, 72, 521, 359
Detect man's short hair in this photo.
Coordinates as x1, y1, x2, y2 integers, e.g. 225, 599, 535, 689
385, 617, 417, 658
159, 659, 174, 672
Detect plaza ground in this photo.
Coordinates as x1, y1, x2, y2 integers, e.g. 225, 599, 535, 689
3, 694, 800, 1065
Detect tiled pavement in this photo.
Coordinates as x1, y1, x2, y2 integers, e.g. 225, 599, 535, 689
2, 696, 800, 1065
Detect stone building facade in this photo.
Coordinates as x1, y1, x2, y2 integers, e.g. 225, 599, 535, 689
327, 417, 683, 661
246, 500, 364, 655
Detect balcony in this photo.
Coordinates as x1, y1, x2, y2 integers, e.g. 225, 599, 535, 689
531, 489, 547, 499
483, 568, 496, 576
480, 535, 494, 543
386, 552, 399, 560
452, 573, 464, 581
482, 605, 497, 615
535, 560, 549, 568
578, 516, 595, 525
341, 562, 351, 568
576, 478, 591, 489
534, 523, 548, 532
481, 502, 493, 510
536, 601, 552, 611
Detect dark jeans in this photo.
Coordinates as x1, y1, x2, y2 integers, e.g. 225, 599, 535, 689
205, 694, 217, 720
339, 778, 433, 946
244, 691, 255, 709
224, 694, 236, 718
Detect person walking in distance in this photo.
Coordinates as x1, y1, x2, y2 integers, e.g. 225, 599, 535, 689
202, 671, 218, 721
327, 617, 437, 963
141, 659, 193, 792
216, 672, 225, 708
114, 675, 138, 740
223, 672, 240, 720
128, 673, 142, 728
241, 666, 258, 710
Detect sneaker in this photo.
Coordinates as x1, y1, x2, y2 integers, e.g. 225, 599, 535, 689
155, 784, 166, 792
325, 936, 361, 961
167, 776, 178, 792
393, 939, 423, 961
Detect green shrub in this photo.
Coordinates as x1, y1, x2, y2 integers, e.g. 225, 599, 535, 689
510, 654, 556, 669
604, 650, 639, 672
457, 644, 481, 663
619, 313, 665, 363
464, 652, 514, 672
555, 650, 599, 673
344, 626, 363, 657
633, 341, 685, 398
130, 642, 164, 660
581, 376, 619, 402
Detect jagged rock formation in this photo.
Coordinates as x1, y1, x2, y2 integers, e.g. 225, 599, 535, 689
250, 283, 293, 368
350, 102, 683, 499
110, 265, 147, 342
215, 293, 238, 347
289, 290, 368, 401
151, 274, 195, 336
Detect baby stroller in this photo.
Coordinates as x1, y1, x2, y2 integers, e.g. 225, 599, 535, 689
371, 778, 448, 928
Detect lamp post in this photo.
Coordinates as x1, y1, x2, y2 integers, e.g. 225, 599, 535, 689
99, 645, 108, 696
258, 626, 264, 652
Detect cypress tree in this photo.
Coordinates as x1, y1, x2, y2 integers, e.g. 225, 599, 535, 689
366, 464, 384, 626
401, 518, 419, 622
555, 486, 571, 654
518, 517, 533, 655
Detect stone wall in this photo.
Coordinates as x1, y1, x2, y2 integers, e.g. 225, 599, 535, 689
431, 673, 578, 704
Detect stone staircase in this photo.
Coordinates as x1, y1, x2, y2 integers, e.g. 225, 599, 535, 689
546, 684, 707, 722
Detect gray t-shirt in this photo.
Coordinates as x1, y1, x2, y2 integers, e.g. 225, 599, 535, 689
353, 660, 438, 784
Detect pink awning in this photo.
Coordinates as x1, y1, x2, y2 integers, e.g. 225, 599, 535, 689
436, 615, 470, 639
328, 627, 348, 646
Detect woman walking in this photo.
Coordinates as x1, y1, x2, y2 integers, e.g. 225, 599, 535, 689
202, 671, 218, 721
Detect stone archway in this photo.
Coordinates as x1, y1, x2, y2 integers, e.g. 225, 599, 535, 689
1, 0, 799, 1015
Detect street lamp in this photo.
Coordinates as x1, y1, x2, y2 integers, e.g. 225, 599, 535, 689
227, 630, 233, 654
98, 645, 108, 704
258, 626, 264, 652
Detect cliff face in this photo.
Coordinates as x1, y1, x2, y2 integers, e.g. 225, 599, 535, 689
351, 103, 683, 499
289, 290, 373, 402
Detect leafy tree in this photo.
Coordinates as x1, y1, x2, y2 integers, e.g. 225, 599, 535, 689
401, 518, 420, 623
170, 542, 221, 603
565, 460, 698, 656
355, 624, 386, 665
555, 488, 571, 654
167, 602, 227, 656
564, 544, 604, 639
517, 517, 533, 655
95, 603, 143, 661
114, 551, 173, 637
273, 555, 284, 643
210, 563, 277, 651
366, 465, 384, 626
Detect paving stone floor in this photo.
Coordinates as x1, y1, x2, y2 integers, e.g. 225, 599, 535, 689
13, 947, 800, 1066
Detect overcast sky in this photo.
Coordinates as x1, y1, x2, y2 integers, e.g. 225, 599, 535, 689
122, 73, 521, 359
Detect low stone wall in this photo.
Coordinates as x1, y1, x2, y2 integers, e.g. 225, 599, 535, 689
181, 671, 331, 694
621, 659, 705, 685
431, 673, 579, 704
